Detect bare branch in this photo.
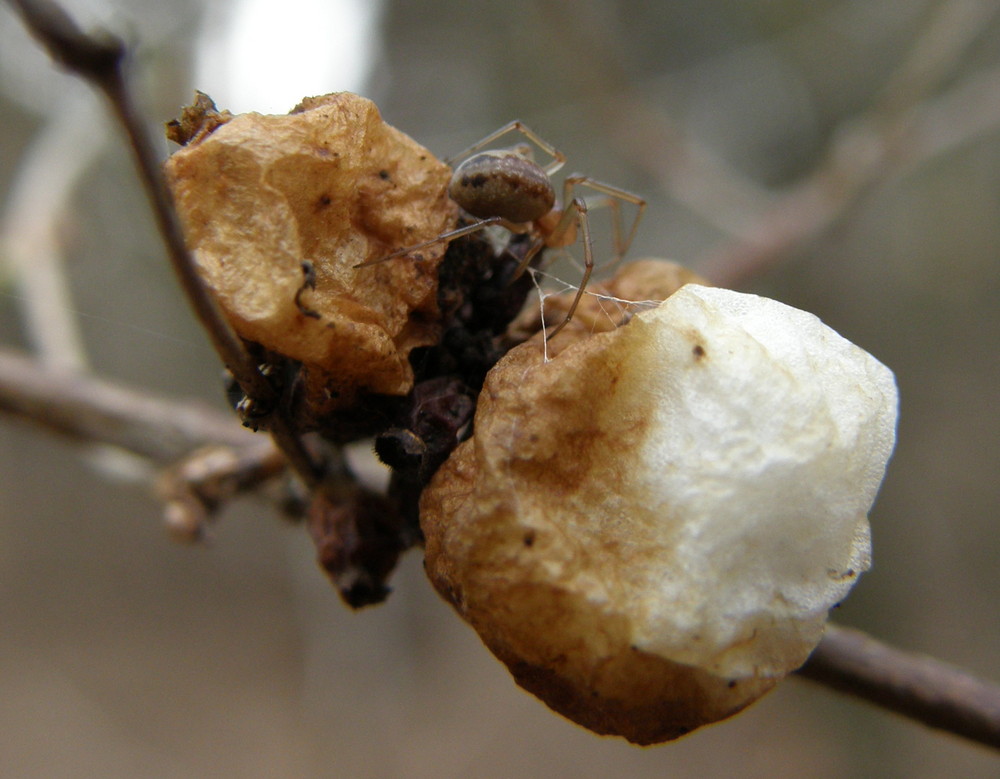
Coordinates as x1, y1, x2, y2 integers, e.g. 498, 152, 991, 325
798, 623, 1000, 750
878, 0, 999, 119
6, 0, 123, 79
588, 1, 1000, 288
0, 346, 305, 538
695, 0, 1000, 286
7, 0, 322, 486
0, 346, 251, 462
0, 91, 100, 371
694, 64, 1000, 287
157, 441, 290, 542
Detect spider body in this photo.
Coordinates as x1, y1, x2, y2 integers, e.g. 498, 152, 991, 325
449, 148, 555, 223
359, 121, 645, 339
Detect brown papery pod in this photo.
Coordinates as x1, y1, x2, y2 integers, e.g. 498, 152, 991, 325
422, 282, 898, 744
164, 93, 457, 415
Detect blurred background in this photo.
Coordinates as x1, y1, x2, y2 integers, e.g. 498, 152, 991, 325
1, 0, 998, 776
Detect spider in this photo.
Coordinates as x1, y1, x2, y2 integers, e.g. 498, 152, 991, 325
358, 121, 646, 340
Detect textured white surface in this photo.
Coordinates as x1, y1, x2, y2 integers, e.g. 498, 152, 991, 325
618, 285, 898, 676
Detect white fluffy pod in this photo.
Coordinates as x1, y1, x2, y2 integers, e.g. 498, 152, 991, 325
421, 283, 898, 744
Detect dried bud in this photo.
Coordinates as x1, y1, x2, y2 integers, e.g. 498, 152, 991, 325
421, 283, 898, 744
307, 484, 410, 609
164, 93, 457, 413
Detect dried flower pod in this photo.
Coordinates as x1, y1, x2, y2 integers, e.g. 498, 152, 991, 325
421, 283, 898, 744
164, 93, 457, 414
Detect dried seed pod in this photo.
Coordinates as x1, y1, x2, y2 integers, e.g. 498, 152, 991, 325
421, 283, 898, 744
164, 93, 457, 415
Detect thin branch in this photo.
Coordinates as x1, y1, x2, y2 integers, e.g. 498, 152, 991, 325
0, 345, 300, 537
157, 441, 291, 542
4, 344, 1000, 748
0, 346, 252, 462
0, 90, 100, 371
878, 0, 999, 120
586, 0, 1000, 288
797, 623, 1000, 750
693, 0, 1000, 286
694, 63, 1000, 287
8, 0, 322, 487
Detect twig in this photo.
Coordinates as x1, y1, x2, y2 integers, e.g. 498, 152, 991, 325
693, 66, 1000, 287
0, 90, 99, 371
4, 343, 999, 749
157, 441, 290, 542
0, 345, 298, 537
577, 0, 1000, 288
8, 0, 322, 487
0, 346, 252, 461
694, 0, 1000, 286
797, 623, 1000, 750
878, 0, 999, 120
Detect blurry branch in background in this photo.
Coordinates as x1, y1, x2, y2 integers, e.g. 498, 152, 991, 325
549, 0, 1000, 286
701, 0, 1000, 285
0, 347, 250, 460
0, 345, 287, 541
693, 60, 1000, 288
4, 0, 1000, 752
695, 0, 1000, 286
6, 0, 323, 488
0, 91, 101, 372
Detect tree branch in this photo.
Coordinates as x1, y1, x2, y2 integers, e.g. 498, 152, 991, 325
0, 346, 251, 461
693, 65, 1000, 288
3, 343, 999, 749
0, 90, 100, 371
7, 0, 322, 487
157, 440, 292, 542
694, 0, 1000, 286
797, 623, 1000, 750
594, 0, 1000, 289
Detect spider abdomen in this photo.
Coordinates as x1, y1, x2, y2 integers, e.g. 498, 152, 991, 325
449, 150, 555, 223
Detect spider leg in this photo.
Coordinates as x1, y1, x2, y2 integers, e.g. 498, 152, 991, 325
506, 193, 582, 285
544, 197, 592, 342
505, 233, 548, 283
445, 120, 567, 176
562, 176, 646, 268
353, 217, 508, 268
